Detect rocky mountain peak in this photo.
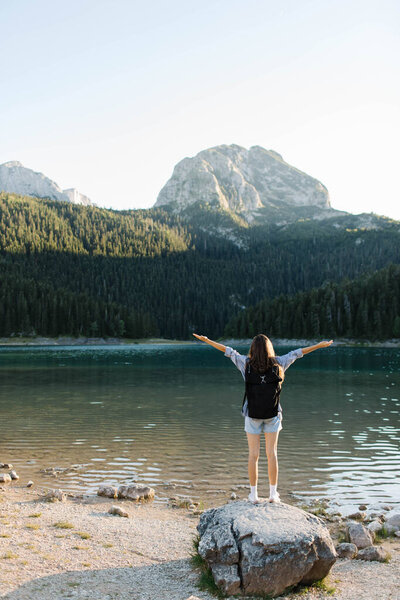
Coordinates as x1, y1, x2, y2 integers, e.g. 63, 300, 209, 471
0, 161, 92, 206
155, 144, 330, 221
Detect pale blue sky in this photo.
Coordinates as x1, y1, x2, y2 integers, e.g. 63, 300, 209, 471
1, 0, 399, 218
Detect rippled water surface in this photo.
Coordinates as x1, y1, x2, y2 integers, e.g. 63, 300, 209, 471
0, 343, 399, 507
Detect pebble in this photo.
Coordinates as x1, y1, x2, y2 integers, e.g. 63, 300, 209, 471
358, 504, 368, 511
0, 463, 13, 469
0, 473, 12, 483
9, 470, 19, 480
394, 531, 400, 538
26, 480, 34, 488
230, 492, 237, 500
108, 505, 129, 518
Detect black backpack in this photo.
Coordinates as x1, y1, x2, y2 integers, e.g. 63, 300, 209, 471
243, 360, 283, 419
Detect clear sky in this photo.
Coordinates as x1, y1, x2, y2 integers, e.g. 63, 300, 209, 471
1, 0, 399, 218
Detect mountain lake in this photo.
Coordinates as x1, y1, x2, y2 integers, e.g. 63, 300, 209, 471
0, 343, 399, 511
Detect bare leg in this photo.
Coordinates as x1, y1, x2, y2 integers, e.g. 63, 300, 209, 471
246, 433, 260, 486
264, 431, 279, 486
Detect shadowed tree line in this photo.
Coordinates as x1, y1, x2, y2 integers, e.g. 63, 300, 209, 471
224, 263, 400, 340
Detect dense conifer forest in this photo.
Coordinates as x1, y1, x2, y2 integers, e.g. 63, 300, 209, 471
224, 264, 400, 340
1, 192, 400, 339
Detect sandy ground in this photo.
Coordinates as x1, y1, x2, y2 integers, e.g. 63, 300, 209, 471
0, 487, 399, 600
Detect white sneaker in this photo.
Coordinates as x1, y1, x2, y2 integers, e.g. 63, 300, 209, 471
248, 493, 261, 504
269, 492, 281, 503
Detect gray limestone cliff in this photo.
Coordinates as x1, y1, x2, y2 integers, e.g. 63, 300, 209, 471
155, 144, 330, 221
0, 161, 91, 205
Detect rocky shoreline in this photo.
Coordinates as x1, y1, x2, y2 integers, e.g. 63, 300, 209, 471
0, 476, 399, 600
0, 336, 400, 347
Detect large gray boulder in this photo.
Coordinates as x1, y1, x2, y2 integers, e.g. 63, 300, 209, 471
197, 501, 337, 597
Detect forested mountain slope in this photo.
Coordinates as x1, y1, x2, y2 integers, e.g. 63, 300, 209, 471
1, 192, 400, 339
224, 264, 400, 340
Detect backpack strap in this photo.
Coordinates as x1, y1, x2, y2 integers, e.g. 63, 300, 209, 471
242, 359, 250, 409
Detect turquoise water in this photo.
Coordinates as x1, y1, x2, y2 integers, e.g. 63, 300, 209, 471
0, 343, 399, 507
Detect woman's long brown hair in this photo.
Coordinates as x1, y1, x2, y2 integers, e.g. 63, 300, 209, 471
248, 334, 284, 379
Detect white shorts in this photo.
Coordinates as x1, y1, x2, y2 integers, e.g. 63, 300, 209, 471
244, 414, 282, 434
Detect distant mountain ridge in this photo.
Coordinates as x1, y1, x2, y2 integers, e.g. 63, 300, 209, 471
0, 161, 92, 206
155, 144, 334, 223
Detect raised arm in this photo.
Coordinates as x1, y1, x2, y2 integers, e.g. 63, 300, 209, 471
301, 340, 333, 355
193, 333, 226, 353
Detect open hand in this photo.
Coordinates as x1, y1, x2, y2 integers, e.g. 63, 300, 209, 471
193, 333, 209, 342
319, 340, 333, 348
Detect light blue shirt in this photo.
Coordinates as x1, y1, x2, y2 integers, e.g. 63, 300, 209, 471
224, 346, 303, 417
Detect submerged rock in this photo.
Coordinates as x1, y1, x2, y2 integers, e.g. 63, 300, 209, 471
197, 500, 336, 597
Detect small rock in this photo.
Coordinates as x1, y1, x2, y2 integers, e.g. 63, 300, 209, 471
230, 492, 237, 500
347, 521, 374, 549
9, 470, 19, 480
0, 464, 13, 469
188, 504, 196, 511
347, 511, 366, 521
382, 505, 392, 511
336, 542, 358, 559
394, 531, 400, 538
108, 505, 129, 518
26, 481, 34, 488
386, 513, 400, 534
367, 520, 383, 534
358, 504, 368, 511
97, 485, 118, 499
355, 546, 389, 562
44, 488, 66, 502
0, 474, 12, 483
367, 511, 381, 520
117, 484, 154, 502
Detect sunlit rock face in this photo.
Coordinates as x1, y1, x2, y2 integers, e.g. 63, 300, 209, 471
0, 161, 92, 205
155, 144, 330, 221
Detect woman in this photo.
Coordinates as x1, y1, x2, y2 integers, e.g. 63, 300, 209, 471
193, 333, 333, 504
